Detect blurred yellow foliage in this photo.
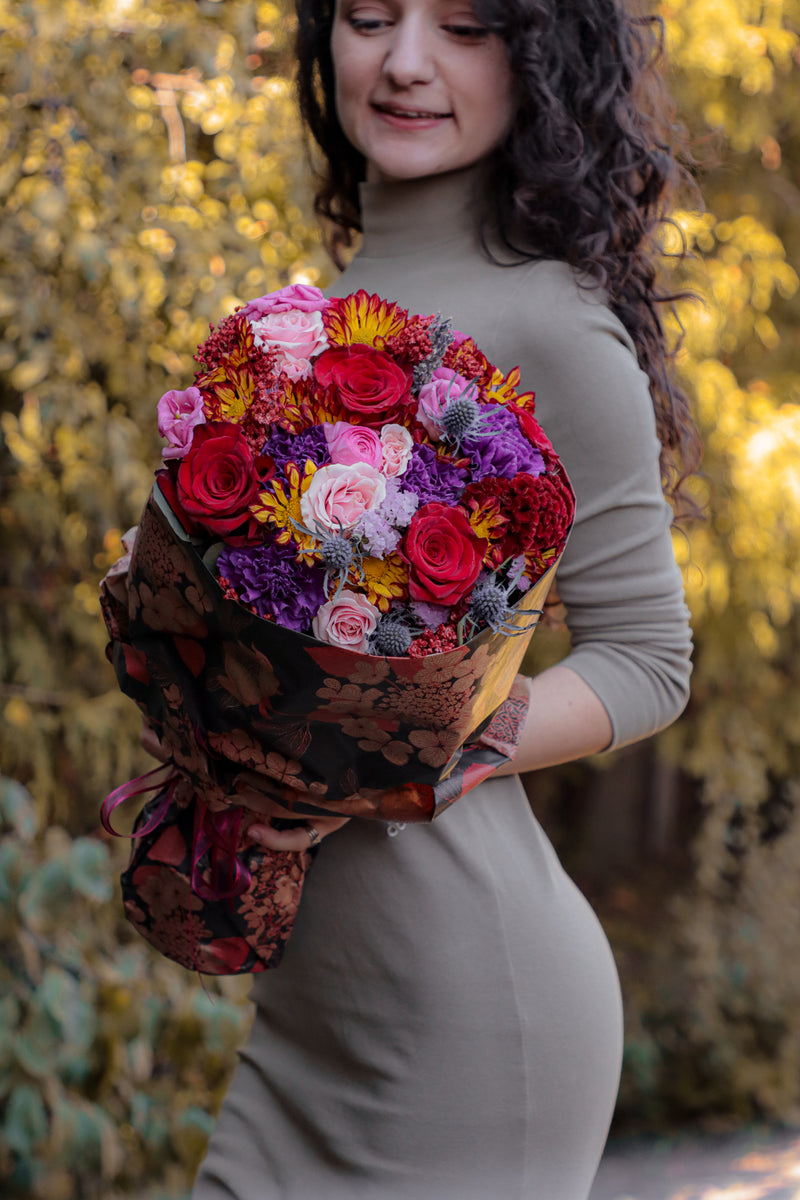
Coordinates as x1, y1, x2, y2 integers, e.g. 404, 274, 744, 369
0, 0, 330, 829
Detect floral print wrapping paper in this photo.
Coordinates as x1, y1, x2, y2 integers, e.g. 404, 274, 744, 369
102, 482, 559, 822
116, 775, 311, 975
99, 482, 564, 973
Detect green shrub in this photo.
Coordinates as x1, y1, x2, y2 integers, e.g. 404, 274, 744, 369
0, 776, 251, 1198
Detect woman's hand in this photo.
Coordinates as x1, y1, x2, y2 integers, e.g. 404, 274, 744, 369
231, 776, 350, 852
139, 719, 350, 852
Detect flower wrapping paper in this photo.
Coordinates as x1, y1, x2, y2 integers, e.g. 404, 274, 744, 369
115, 775, 311, 975
101, 480, 564, 827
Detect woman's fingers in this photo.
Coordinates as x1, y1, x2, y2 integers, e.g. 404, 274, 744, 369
246, 816, 350, 853
135, 728, 349, 847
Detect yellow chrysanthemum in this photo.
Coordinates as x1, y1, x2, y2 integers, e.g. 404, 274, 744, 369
250, 460, 318, 560
525, 546, 559, 579
324, 289, 408, 349
352, 553, 409, 612
483, 365, 535, 411
199, 360, 257, 422
278, 378, 347, 435
467, 498, 507, 545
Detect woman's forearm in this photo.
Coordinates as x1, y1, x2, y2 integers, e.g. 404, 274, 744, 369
492, 666, 613, 776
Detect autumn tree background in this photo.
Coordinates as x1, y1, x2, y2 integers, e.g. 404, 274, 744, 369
0, 0, 798, 1195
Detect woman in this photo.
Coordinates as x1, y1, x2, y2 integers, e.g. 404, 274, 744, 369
190, 1, 696, 1196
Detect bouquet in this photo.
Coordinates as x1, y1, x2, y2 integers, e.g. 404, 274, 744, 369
100, 284, 574, 974
156, 284, 572, 653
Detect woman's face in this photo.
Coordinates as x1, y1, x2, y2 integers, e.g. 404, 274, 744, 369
331, 0, 514, 183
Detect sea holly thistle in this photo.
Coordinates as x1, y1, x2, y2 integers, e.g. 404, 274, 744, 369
458, 560, 541, 643
370, 611, 415, 656
288, 513, 365, 603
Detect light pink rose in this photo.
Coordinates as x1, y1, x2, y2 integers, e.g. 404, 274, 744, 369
250, 309, 329, 381
380, 423, 414, 477
324, 421, 383, 469
416, 367, 478, 439
241, 283, 330, 316
312, 590, 380, 653
157, 386, 206, 459
301, 463, 386, 534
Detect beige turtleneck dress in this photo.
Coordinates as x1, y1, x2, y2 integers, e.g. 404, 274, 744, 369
191, 166, 692, 1200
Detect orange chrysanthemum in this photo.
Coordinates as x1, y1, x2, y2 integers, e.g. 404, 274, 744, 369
483, 365, 536, 412
351, 553, 409, 611
324, 289, 408, 350
195, 315, 278, 424
277, 377, 348, 435
465, 496, 509, 548
250, 460, 318, 561
442, 337, 492, 384
198, 359, 258, 423
525, 545, 560, 581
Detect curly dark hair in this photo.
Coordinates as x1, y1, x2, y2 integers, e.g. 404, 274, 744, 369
295, 0, 702, 508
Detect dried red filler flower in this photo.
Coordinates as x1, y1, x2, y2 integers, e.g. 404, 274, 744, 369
383, 315, 433, 366
406, 622, 459, 658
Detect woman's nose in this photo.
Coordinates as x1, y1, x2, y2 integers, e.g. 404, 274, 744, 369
381, 20, 436, 87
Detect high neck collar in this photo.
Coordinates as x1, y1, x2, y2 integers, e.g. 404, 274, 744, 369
357, 163, 488, 259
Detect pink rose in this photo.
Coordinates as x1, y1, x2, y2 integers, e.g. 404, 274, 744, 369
249, 308, 328, 381
380, 423, 413, 477
241, 283, 330, 316
416, 367, 478, 439
300, 463, 386, 534
312, 589, 380, 652
324, 421, 382, 469
157, 386, 206, 459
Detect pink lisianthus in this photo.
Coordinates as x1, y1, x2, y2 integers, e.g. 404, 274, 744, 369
300, 463, 386, 534
312, 590, 380, 652
249, 308, 329, 382
380, 424, 413, 478
157, 386, 206, 459
324, 421, 382, 469
241, 284, 330, 317
417, 367, 478, 439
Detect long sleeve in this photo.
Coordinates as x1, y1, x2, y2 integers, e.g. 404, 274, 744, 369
493, 260, 692, 748
328, 169, 693, 751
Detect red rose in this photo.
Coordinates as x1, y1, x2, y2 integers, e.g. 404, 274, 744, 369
176, 422, 261, 535
403, 502, 485, 605
314, 344, 412, 426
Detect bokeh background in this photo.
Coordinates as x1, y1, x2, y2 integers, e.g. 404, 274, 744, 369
1, 1, 799, 1196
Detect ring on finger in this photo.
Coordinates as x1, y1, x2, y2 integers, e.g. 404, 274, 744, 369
305, 824, 321, 847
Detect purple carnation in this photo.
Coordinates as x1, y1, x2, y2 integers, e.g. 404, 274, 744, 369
216, 539, 326, 632
399, 443, 468, 506
462, 404, 545, 481
263, 425, 331, 474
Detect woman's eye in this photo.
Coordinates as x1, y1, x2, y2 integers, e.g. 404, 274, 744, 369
442, 23, 489, 40
347, 16, 392, 32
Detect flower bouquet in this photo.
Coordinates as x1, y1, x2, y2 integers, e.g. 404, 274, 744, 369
100, 284, 574, 974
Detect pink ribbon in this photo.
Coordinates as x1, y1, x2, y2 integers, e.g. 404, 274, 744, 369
101, 763, 177, 838
190, 801, 252, 902
102, 763, 253, 904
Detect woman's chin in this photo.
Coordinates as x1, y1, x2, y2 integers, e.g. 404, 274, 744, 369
365, 154, 473, 184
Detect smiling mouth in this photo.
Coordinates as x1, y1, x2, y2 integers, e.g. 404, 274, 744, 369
373, 104, 453, 120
